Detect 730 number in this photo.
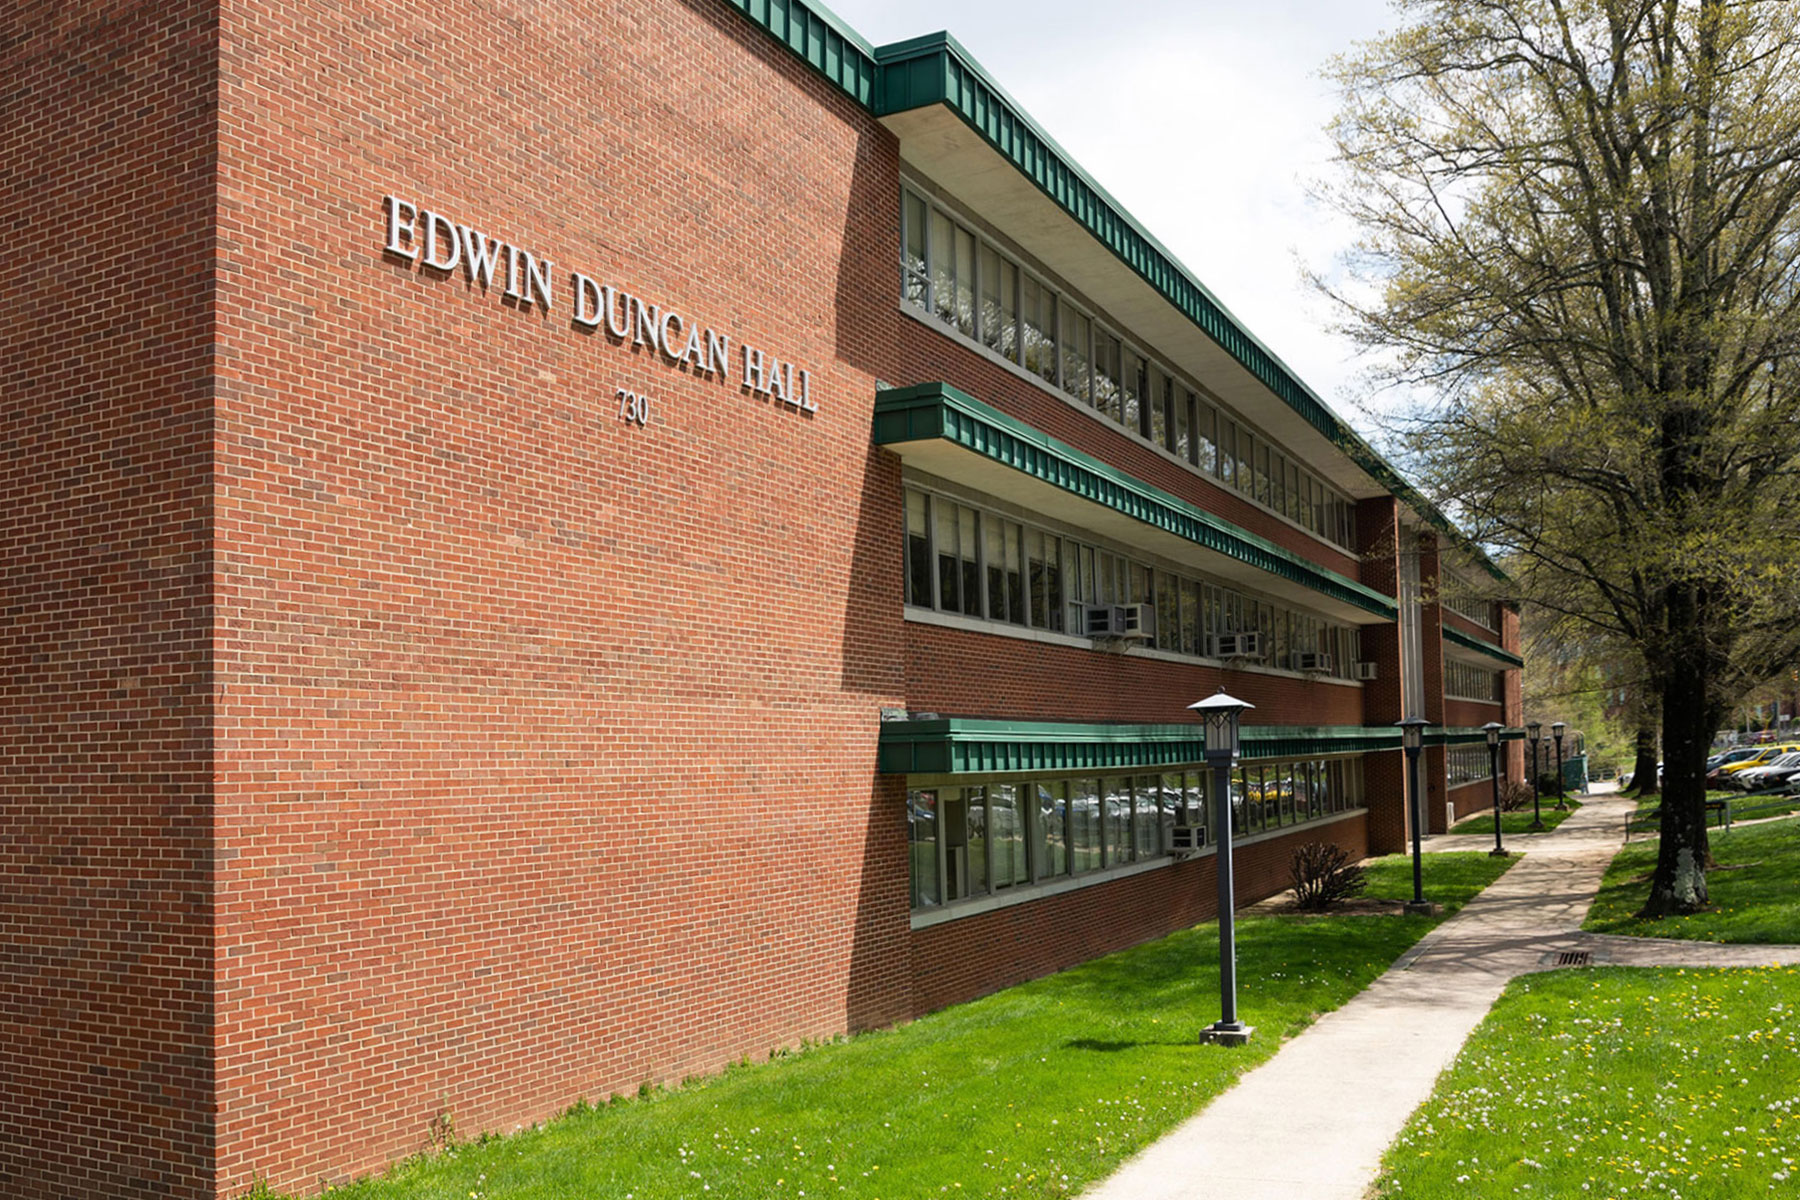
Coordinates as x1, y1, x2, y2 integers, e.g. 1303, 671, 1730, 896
616, 388, 650, 427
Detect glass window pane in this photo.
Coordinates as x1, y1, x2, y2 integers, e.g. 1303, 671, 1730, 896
943, 789, 970, 900
1181, 578, 1200, 655
1155, 570, 1176, 651
934, 498, 959, 613
908, 788, 939, 907
990, 784, 1027, 888
1071, 778, 1102, 872
1093, 333, 1122, 422
985, 518, 1008, 621
1187, 770, 1207, 843
1036, 781, 1068, 879
1150, 367, 1169, 448
930, 209, 955, 329
1061, 309, 1091, 404
1134, 777, 1161, 859
958, 506, 980, 617
1006, 522, 1026, 625
1104, 778, 1132, 865
954, 226, 976, 337
905, 489, 931, 607
903, 192, 929, 309
964, 786, 988, 895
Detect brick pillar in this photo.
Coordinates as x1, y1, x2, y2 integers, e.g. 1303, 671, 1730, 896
1418, 534, 1450, 832
1356, 498, 1407, 854
1502, 605, 1526, 783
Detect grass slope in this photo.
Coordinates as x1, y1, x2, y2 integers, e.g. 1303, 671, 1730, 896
308, 854, 1515, 1200
1586, 816, 1800, 944
1373, 966, 1800, 1199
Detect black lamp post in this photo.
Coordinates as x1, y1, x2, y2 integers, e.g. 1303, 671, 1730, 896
1552, 721, 1568, 810
1189, 688, 1254, 1046
1527, 720, 1545, 831
1484, 722, 1509, 857
1398, 717, 1436, 915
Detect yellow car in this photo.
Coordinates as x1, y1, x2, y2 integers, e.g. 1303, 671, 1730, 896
1718, 744, 1800, 777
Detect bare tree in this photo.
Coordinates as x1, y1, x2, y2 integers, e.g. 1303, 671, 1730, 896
1323, 0, 1800, 914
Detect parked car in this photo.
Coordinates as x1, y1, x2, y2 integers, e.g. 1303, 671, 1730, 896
1729, 751, 1800, 790
1711, 744, 1800, 786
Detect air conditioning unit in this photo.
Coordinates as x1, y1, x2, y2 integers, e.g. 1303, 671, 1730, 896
1293, 652, 1332, 673
1353, 661, 1379, 681
1208, 631, 1263, 659
1081, 604, 1119, 637
1083, 603, 1156, 640
1117, 602, 1155, 640
1169, 824, 1205, 854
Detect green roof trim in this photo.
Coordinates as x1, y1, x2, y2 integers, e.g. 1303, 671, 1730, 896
877, 718, 1408, 776
873, 383, 1398, 620
1442, 626, 1526, 668
1429, 726, 1526, 746
718, 0, 879, 105
713, 4, 1509, 585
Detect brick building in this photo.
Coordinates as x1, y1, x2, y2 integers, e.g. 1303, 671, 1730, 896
1, 1, 1524, 1196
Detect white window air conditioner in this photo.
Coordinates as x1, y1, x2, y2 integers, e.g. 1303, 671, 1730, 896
1207, 631, 1264, 659
1117, 603, 1155, 640
1169, 824, 1205, 853
1292, 652, 1333, 673
1081, 604, 1119, 638
1353, 661, 1379, 681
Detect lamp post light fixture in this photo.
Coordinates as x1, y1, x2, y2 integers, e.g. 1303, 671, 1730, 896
1189, 688, 1255, 1047
1484, 722, 1510, 857
1552, 721, 1568, 810
1398, 717, 1437, 915
1527, 721, 1545, 832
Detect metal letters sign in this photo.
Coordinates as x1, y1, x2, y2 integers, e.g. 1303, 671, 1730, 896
381, 195, 818, 413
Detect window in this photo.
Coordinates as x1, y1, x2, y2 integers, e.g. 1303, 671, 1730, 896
898, 185, 1360, 551
905, 762, 1364, 912
1445, 660, 1503, 701
1448, 744, 1496, 786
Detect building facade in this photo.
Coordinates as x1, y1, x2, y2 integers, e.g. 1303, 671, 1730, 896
1, 1, 1524, 1196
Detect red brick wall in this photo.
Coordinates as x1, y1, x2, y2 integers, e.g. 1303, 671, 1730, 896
0, 5, 220, 1199
1448, 779, 1496, 825
904, 624, 1365, 728
910, 814, 1367, 1015
208, 0, 908, 1192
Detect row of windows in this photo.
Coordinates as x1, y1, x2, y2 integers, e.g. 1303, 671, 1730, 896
1444, 660, 1503, 702
904, 486, 1365, 678
900, 187, 1358, 551
908, 759, 1366, 910
1447, 743, 1498, 787
1442, 585, 1499, 631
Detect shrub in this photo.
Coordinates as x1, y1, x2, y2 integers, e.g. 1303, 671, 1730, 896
1499, 780, 1534, 812
1289, 841, 1368, 911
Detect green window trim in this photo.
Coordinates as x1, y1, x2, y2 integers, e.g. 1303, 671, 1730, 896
1442, 625, 1525, 668
874, 383, 1398, 621
877, 717, 1408, 776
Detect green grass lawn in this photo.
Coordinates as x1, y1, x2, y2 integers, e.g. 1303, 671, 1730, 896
1586, 816, 1800, 944
304, 853, 1515, 1200
1371, 966, 1800, 1199
1451, 798, 1582, 835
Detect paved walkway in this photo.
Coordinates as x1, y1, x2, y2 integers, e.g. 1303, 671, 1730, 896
1083, 787, 1800, 1200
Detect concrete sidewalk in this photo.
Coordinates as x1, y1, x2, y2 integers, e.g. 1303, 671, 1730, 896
1083, 788, 1800, 1200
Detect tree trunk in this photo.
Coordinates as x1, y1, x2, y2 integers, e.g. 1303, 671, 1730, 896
1631, 723, 1660, 796
1640, 590, 1712, 917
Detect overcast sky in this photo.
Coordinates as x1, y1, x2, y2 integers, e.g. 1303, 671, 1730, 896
824, 0, 1404, 439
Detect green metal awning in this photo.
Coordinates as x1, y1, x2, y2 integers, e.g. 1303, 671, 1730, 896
874, 383, 1398, 623
1442, 626, 1525, 668
877, 717, 1409, 776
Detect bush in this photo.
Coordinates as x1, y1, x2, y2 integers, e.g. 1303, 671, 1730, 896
1289, 841, 1368, 911
1499, 780, 1534, 812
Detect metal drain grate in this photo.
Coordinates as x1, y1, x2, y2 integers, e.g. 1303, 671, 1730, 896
1554, 950, 1593, 967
